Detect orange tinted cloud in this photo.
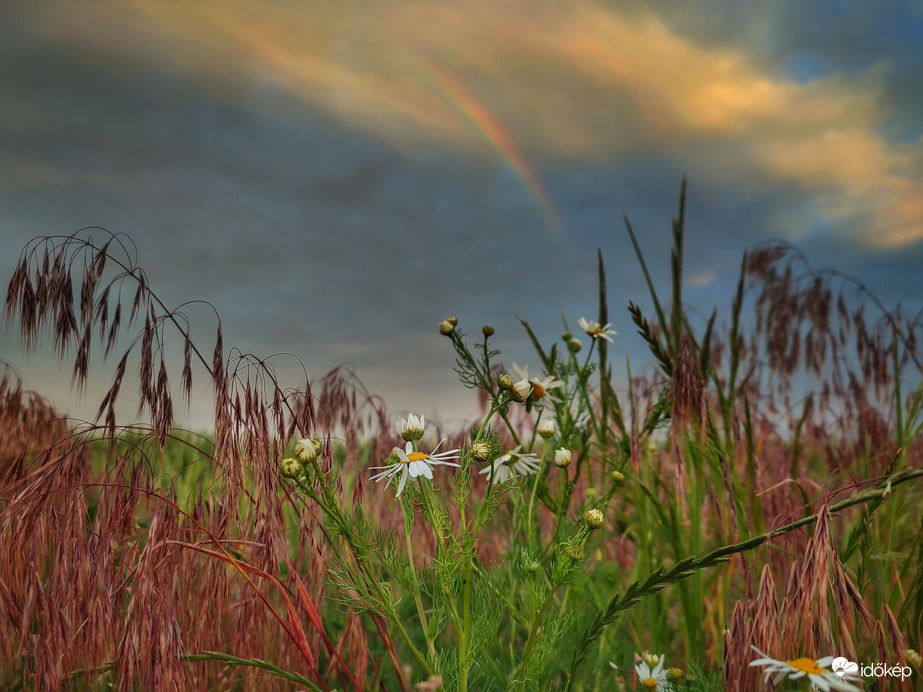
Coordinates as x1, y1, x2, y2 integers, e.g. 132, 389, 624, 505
25, 0, 923, 247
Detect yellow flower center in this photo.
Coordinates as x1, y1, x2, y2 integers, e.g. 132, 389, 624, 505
786, 658, 825, 675
641, 678, 658, 689
405, 452, 428, 463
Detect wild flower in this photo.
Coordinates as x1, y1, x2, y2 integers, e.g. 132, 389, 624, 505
370, 440, 460, 497
397, 413, 425, 441
279, 457, 304, 478
554, 448, 572, 468
469, 439, 493, 462
511, 363, 564, 401
749, 647, 861, 692
584, 508, 605, 529
478, 445, 541, 484
293, 437, 323, 464
537, 420, 555, 438
510, 377, 532, 403
577, 317, 617, 342
438, 319, 455, 336
635, 654, 668, 690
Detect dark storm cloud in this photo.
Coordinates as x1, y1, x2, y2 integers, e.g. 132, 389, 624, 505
3, 0, 923, 427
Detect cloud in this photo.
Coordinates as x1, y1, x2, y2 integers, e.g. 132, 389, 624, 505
14, 0, 914, 249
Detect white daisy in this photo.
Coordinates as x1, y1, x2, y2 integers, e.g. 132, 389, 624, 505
370, 440, 460, 497
478, 445, 541, 484
749, 647, 861, 692
635, 655, 668, 690
396, 413, 425, 441
578, 317, 617, 342
511, 364, 564, 401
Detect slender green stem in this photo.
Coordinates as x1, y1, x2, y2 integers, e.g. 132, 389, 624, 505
515, 584, 560, 690
405, 528, 437, 663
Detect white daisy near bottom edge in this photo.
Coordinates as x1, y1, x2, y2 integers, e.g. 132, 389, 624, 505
369, 440, 460, 497
634, 656, 668, 690
749, 647, 861, 692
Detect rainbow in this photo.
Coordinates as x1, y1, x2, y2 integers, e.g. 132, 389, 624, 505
409, 49, 568, 238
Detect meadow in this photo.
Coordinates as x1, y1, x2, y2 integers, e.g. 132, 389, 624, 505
1, 182, 921, 690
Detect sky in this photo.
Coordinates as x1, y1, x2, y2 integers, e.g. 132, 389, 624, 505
2, 0, 923, 431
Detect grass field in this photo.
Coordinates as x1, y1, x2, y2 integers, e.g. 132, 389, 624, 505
2, 184, 921, 690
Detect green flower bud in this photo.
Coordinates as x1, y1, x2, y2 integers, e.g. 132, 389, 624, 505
280, 457, 304, 479
584, 508, 605, 530
470, 440, 492, 463
482, 325, 495, 336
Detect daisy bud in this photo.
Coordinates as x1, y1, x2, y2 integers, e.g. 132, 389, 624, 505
584, 508, 605, 530
642, 652, 662, 668
565, 544, 585, 561
397, 413, 425, 442
561, 331, 572, 341
553, 447, 572, 468
585, 487, 598, 503
439, 320, 455, 336
568, 338, 583, 353
667, 668, 684, 682
280, 457, 304, 479
470, 440, 492, 462
611, 470, 625, 484
294, 438, 323, 464
906, 649, 923, 669
524, 557, 541, 574
497, 373, 513, 390
537, 420, 555, 438
482, 325, 495, 336
447, 316, 458, 326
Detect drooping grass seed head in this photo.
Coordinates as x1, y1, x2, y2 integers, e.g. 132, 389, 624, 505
584, 508, 605, 530
537, 420, 555, 438
397, 413, 425, 442
280, 457, 304, 479
294, 437, 323, 464
554, 447, 572, 468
